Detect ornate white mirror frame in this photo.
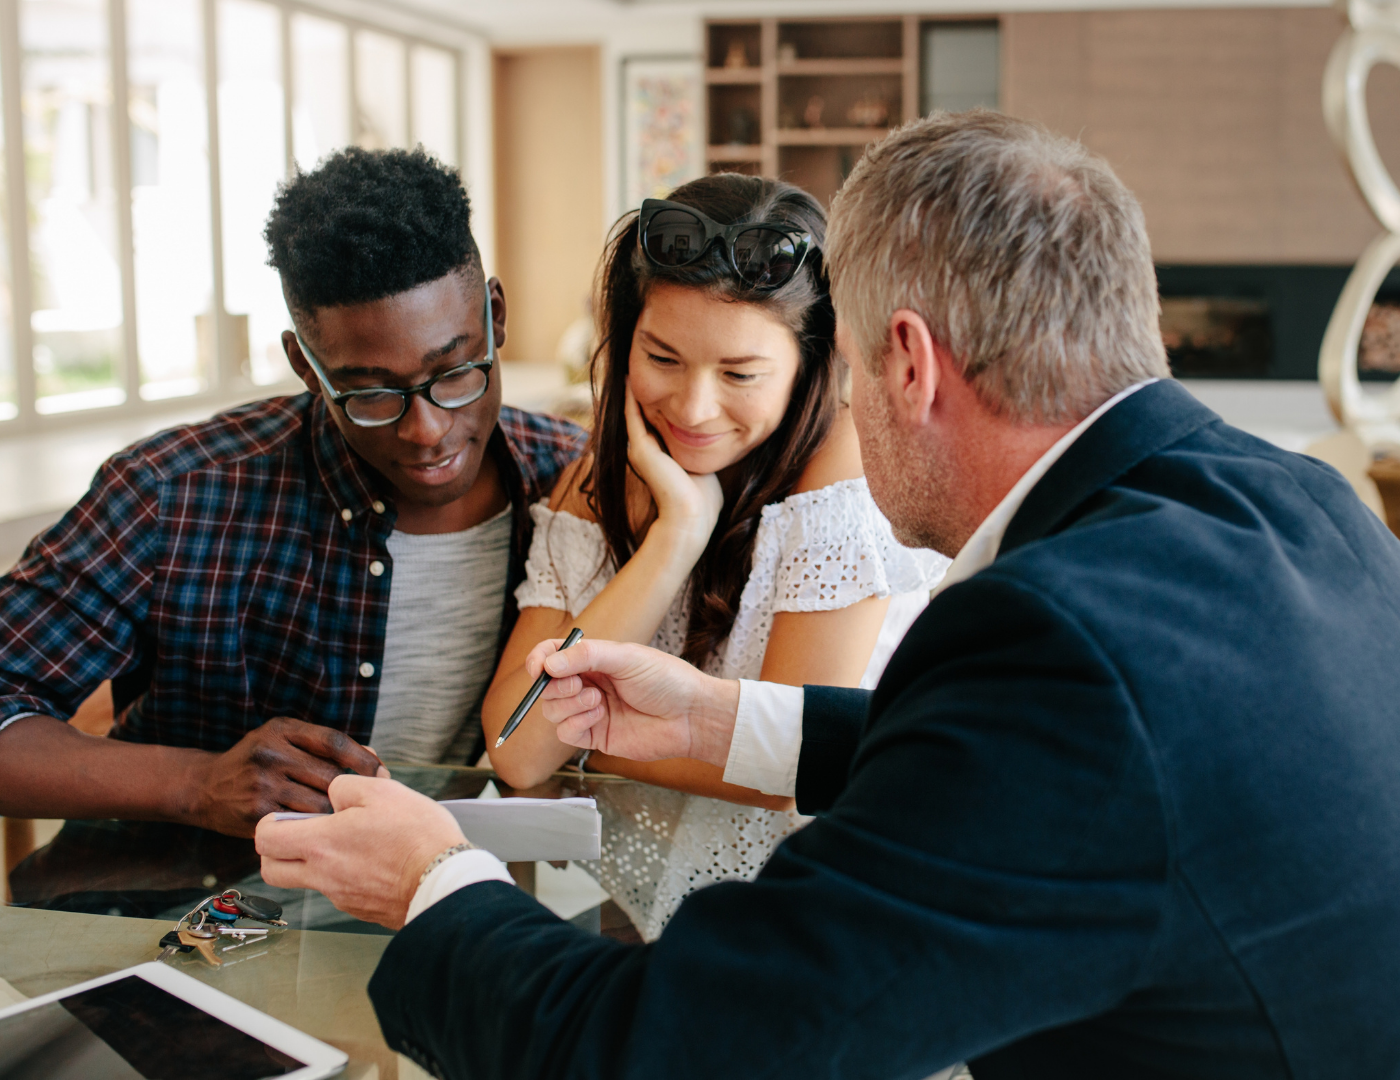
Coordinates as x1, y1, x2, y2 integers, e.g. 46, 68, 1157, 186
1321, 0, 1400, 528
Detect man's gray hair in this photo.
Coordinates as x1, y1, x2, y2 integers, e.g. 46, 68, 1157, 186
827, 110, 1169, 424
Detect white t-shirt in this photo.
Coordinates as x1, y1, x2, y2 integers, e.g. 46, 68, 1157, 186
514, 478, 950, 939
370, 508, 512, 766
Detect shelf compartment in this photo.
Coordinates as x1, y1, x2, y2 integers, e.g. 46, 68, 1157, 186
778, 72, 901, 134
708, 22, 761, 71
777, 58, 904, 76
777, 20, 903, 61
707, 83, 762, 148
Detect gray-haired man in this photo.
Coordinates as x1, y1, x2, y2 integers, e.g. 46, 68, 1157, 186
256, 111, 1400, 1079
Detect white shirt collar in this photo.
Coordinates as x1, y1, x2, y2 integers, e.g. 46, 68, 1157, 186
932, 379, 1158, 598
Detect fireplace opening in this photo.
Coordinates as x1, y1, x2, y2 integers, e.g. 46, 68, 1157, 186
1159, 296, 1271, 378
1154, 264, 1400, 381
1360, 292, 1400, 377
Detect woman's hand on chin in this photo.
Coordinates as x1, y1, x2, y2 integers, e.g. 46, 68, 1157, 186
625, 382, 723, 557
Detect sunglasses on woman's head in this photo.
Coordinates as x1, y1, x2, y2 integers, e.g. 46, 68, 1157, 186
638, 198, 814, 291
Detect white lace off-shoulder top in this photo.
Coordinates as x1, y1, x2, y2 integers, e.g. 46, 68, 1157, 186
515, 477, 950, 939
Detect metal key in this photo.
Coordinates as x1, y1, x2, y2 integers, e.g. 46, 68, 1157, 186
178, 928, 222, 967
156, 930, 195, 962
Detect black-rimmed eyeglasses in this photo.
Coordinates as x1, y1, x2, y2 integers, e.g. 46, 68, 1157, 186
639, 197, 814, 290
296, 288, 497, 428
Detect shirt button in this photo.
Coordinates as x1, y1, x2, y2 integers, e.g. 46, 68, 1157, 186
371, 500, 386, 514
369, 560, 385, 577
359, 662, 375, 678
340, 508, 353, 522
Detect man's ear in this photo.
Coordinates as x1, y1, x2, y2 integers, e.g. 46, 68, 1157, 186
885, 308, 940, 424
282, 331, 320, 398
486, 275, 507, 352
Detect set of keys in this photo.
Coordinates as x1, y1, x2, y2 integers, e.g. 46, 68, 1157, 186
157, 889, 287, 967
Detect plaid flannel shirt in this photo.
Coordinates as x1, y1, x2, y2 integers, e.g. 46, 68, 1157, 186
0, 394, 584, 751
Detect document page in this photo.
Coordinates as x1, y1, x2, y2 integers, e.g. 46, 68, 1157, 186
438, 797, 601, 862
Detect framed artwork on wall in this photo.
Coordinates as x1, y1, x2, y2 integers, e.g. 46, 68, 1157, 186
621, 55, 703, 212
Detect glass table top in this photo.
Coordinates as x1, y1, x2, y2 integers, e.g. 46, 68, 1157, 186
2, 765, 647, 1079
0, 905, 396, 1080
6, 764, 637, 935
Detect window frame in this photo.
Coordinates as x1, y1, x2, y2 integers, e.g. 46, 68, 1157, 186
0, 0, 467, 435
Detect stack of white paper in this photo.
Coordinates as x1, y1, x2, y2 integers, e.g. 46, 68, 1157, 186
439, 797, 601, 862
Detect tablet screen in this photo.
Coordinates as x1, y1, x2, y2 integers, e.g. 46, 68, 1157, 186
0, 975, 305, 1080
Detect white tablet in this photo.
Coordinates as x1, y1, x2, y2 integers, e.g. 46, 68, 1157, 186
0, 961, 347, 1080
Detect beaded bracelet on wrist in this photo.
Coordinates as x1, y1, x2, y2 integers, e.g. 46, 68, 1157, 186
417, 842, 473, 887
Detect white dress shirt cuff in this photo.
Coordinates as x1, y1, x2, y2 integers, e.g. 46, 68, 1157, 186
722, 680, 805, 797
405, 848, 516, 924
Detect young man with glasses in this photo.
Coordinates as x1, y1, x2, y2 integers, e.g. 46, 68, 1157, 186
0, 147, 584, 838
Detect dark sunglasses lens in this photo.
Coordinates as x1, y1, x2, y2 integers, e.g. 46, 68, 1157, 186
430, 367, 490, 409
644, 209, 708, 266
345, 391, 406, 426
731, 228, 801, 288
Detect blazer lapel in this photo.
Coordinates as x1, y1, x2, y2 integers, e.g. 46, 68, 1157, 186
998, 380, 1219, 557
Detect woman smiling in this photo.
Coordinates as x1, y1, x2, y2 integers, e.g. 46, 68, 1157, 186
480, 174, 947, 939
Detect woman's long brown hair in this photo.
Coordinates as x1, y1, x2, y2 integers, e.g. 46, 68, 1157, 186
585, 174, 840, 668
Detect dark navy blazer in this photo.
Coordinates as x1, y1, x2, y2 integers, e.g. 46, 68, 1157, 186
370, 380, 1400, 1079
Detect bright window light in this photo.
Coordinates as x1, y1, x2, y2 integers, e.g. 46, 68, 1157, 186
0, 0, 462, 426
24, 0, 127, 414
356, 31, 406, 151
128, 0, 211, 401
218, 0, 289, 387
411, 45, 457, 166
292, 14, 350, 172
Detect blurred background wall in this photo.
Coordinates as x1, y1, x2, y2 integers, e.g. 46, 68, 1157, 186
1003, 8, 1400, 264
493, 45, 602, 364
1, 0, 1395, 563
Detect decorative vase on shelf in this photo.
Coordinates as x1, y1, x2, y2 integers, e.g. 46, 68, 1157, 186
724, 40, 748, 69
847, 92, 890, 128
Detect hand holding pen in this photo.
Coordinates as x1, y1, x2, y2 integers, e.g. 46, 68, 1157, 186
496, 627, 585, 748
525, 635, 739, 765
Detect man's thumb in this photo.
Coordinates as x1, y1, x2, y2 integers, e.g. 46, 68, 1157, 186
328, 772, 382, 810
544, 637, 625, 678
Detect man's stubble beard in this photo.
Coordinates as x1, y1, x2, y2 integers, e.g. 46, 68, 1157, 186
856, 372, 966, 559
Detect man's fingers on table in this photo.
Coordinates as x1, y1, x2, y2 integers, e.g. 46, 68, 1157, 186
363, 744, 393, 779
254, 815, 315, 860
271, 780, 335, 816
253, 803, 349, 856
276, 744, 353, 795
259, 854, 314, 890
276, 718, 382, 775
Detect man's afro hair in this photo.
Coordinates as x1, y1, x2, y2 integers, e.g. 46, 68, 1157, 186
265, 146, 479, 315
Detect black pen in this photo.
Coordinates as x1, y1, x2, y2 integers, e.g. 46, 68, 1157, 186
495, 627, 585, 749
